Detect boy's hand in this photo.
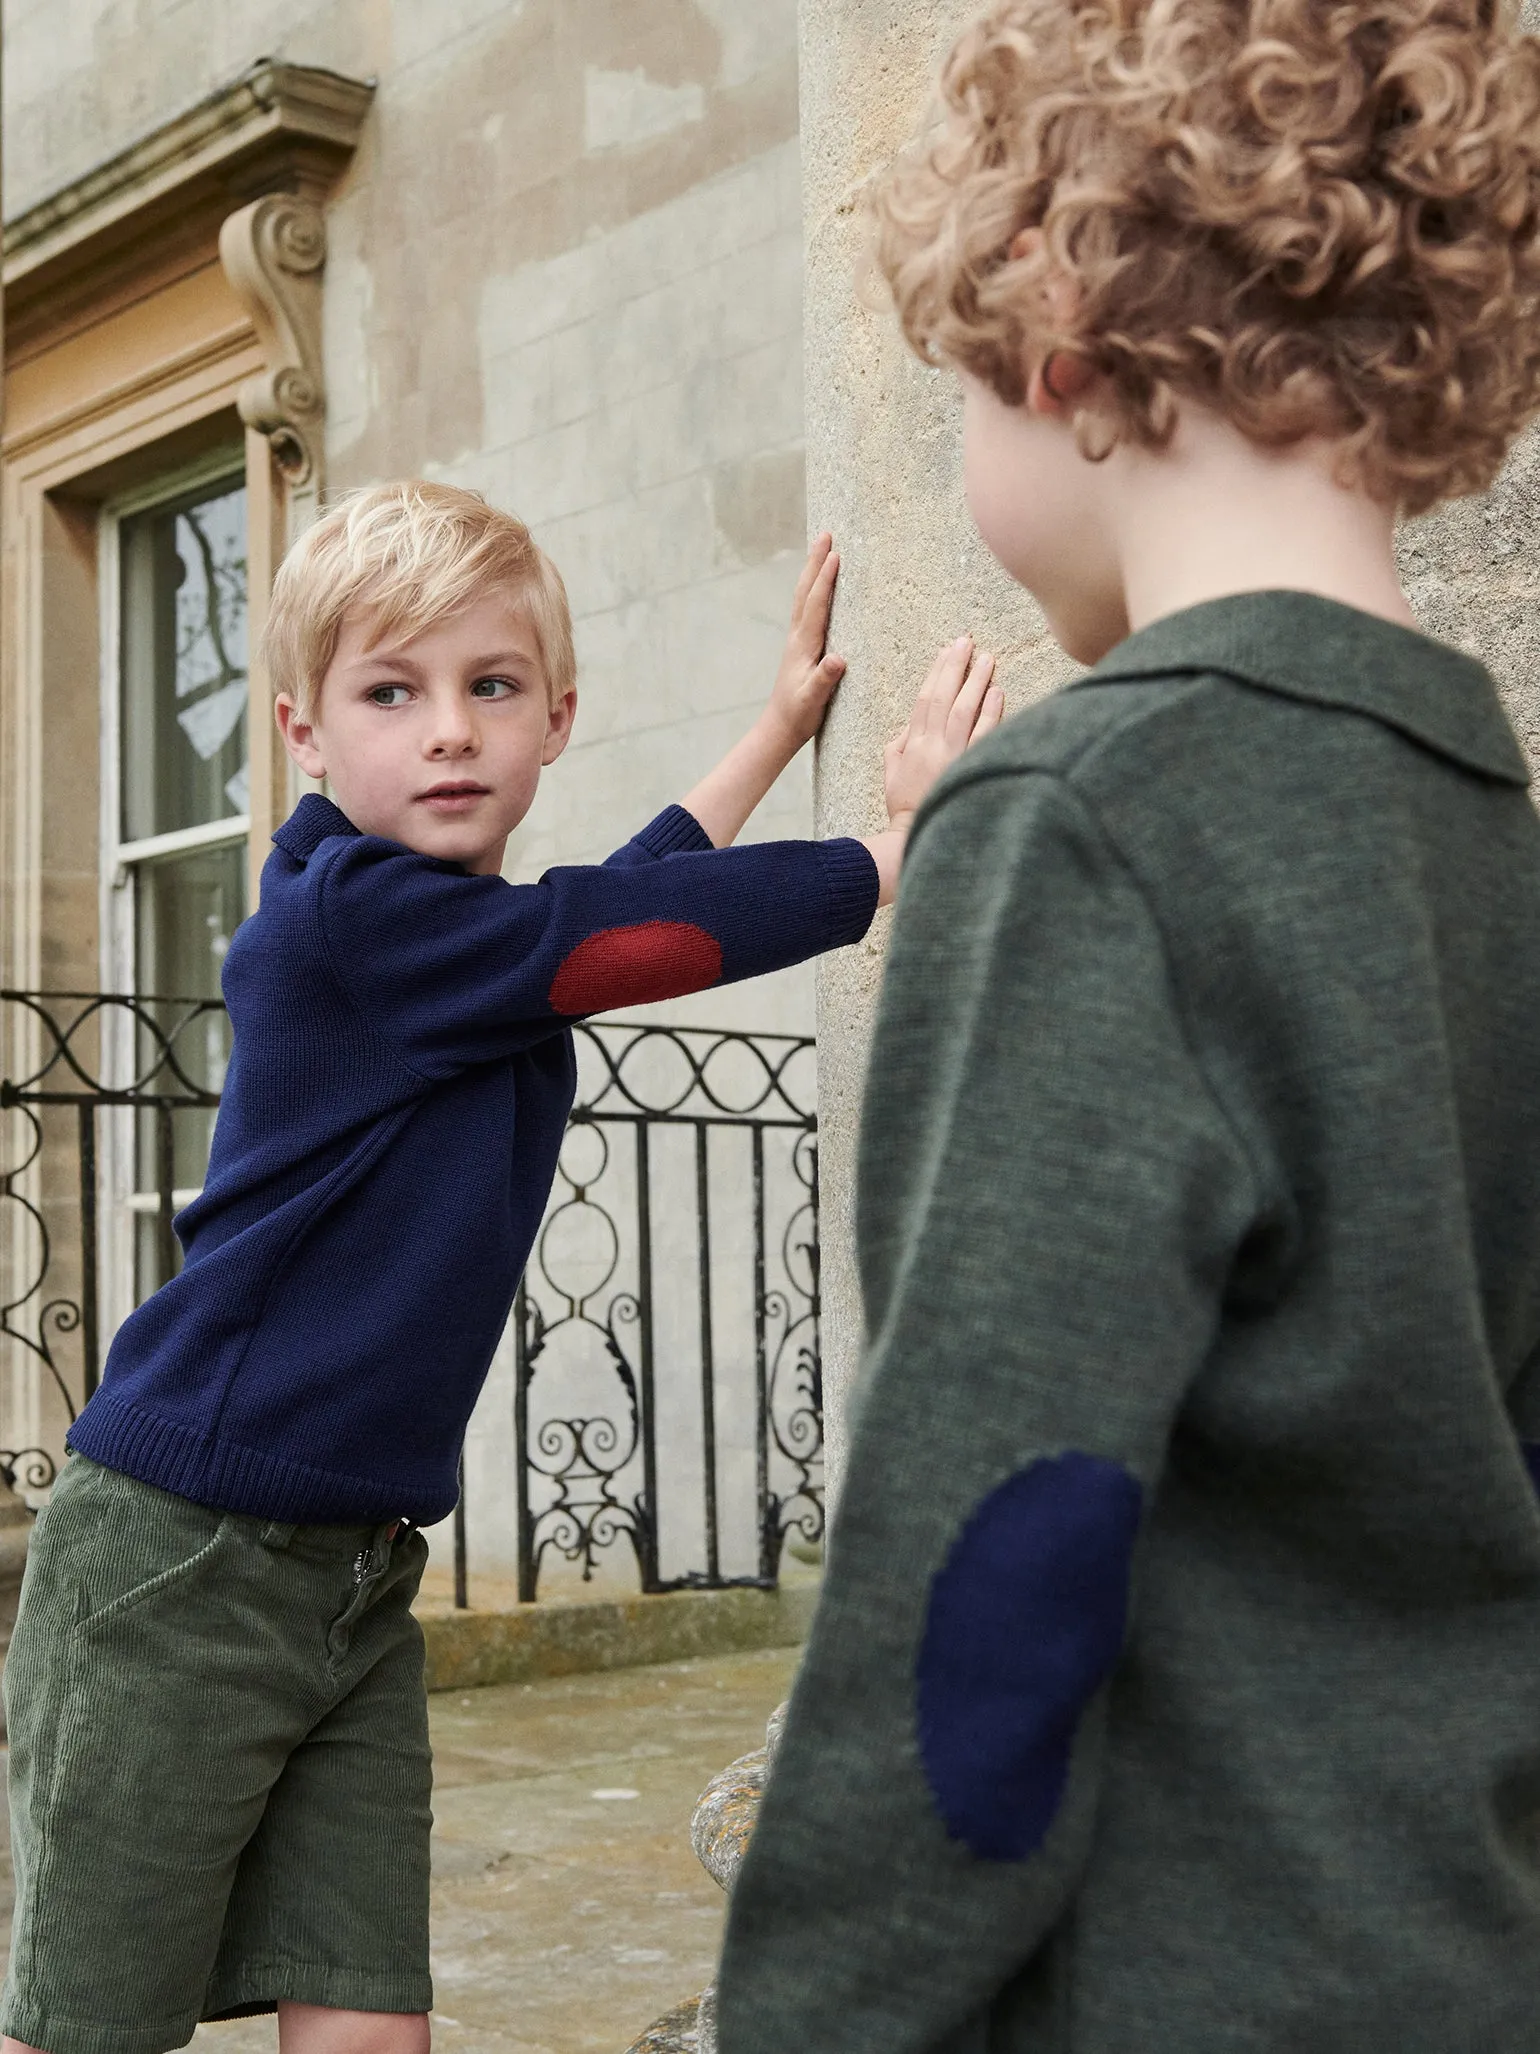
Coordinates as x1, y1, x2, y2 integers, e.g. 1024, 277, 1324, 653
860, 637, 1002, 907
679, 532, 850, 848
766, 533, 847, 749
884, 636, 1003, 829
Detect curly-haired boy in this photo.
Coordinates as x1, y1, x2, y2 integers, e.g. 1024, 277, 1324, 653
717, 2, 1540, 2048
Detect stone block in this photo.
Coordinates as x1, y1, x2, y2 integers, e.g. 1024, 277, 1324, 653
502, 408, 633, 530
599, 155, 790, 305
539, 473, 721, 617
481, 331, 560, 451
710, 448, 807, 569
697, 0, 800, 93
699, 338, 806, 470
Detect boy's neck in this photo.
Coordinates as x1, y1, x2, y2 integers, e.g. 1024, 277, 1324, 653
1109, 404, 1417, 642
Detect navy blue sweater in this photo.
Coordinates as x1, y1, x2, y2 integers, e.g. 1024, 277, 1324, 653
69, 795, 878, 1524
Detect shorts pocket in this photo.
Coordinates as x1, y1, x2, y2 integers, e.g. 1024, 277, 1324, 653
53, 1470, 229, 1638
72, 1519, 228, 1637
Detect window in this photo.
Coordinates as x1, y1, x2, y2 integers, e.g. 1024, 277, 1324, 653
103, 460, 250, 1300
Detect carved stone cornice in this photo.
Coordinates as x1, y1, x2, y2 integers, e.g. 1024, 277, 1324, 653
219, 195, 327, 495
2, 60, 373, 335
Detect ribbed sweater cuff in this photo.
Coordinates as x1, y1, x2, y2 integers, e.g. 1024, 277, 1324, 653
634, 804, 715, 858
818, 837, 881, 948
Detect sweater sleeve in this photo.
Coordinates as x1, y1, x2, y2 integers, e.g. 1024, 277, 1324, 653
716, 769, 1256, 2054
313, 810, 878, 1077
600, 803, 716, 867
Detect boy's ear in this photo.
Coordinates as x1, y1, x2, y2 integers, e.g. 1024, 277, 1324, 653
1008, 226, 1096, 419
1027, 348, 1098, 418
541, 688, 578, 767
275, 694, 328, 781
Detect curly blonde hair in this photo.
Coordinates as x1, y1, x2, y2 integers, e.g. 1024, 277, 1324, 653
874, 0, 1540, 512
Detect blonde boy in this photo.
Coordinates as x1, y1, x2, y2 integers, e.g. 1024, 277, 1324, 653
718, 1, 1540, 2048
0, 483, 1000, 2054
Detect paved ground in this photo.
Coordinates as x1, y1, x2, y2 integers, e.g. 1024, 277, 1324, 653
0, 1646, 797, 2054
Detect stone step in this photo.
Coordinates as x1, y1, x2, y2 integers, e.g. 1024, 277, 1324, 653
416, 1580, 818, 1693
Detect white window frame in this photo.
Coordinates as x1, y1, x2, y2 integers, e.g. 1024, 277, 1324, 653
97, 448, 251, 1337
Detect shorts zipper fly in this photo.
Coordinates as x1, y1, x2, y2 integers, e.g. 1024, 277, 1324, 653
352, 1521, 404, 1587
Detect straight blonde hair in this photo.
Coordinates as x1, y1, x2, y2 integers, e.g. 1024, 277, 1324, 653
264, 481, 577, 718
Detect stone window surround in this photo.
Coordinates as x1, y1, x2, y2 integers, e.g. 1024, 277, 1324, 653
1, 57, 375, 968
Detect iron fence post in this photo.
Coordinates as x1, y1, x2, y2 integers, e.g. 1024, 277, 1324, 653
453, 1453, 468, 1610
752, 1124, 772, 1582
514, 1278, 535, 1603
155, 1102, 176, 1288
694, 1121, 720, 1587
636, 1119, 660, 1591
77, 1102, 99, 1401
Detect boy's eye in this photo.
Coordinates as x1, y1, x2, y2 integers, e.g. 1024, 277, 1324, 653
367, 684, 411, 708
470, 675, 518, 699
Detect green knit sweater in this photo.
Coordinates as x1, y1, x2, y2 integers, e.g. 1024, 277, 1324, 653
718, 591, 1540, 2053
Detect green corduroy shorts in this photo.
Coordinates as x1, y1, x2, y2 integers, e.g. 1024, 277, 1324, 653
0, 1453, 433, 2054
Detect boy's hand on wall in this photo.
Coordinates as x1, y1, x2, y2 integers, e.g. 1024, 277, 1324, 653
766, 532, 848, 749
883, 636, 1002, 830
678, 534, 849, 847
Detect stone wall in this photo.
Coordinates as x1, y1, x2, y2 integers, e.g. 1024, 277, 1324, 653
799, 0, 1058, 1494
798, 0, 1540, 1497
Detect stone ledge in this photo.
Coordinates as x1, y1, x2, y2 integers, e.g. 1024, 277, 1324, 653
4, 61, 376, 283
417, 1581, 817, 1693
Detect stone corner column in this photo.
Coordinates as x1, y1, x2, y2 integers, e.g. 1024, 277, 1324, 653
798, 0, 1067, 1500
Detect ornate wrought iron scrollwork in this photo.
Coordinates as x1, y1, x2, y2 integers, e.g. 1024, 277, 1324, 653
516, 1118, 653, 1590
516, 1024, 825, 1600
0, 1091, 84, 1427
1, 989, 224, 1104
763, 1128, 825, 1563
1, 991, 224, 1441
0, 1448, 57, 1495
573, 1020, 817, 1124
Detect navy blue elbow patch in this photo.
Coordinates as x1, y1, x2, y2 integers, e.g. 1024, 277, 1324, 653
916, 1453, 1143, 1862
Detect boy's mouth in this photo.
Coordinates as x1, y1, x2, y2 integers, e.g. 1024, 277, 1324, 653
416, 780, 491, 813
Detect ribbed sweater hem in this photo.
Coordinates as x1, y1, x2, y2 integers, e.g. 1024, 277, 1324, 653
817, 837, 881, 947
66, 1389, 449, 1526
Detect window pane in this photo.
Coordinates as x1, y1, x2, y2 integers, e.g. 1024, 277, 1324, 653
120, 476, 249, 844
132, 840, 245, 1297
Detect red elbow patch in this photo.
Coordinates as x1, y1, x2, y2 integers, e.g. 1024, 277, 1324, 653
549, 921, 724, 1016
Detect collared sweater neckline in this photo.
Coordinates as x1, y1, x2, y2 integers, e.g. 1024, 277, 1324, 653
1073, 590, 1529, 787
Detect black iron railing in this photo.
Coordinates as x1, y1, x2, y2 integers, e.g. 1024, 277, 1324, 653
0, 992, 824, 1604
516, 1021, 823, 1600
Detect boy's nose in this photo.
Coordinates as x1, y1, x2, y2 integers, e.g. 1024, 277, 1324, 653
426, 716, 479, 757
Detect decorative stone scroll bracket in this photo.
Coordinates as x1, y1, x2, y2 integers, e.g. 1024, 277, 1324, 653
219, 192, 328, 524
